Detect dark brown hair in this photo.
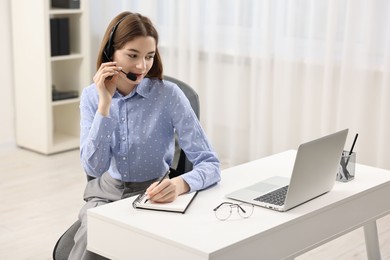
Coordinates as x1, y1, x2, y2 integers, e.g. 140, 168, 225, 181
96, 12, 163, 79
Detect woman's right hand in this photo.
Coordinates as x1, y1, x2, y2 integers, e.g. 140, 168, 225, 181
93, 61, 122, 116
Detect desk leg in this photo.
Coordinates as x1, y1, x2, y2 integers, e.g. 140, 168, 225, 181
364, 220, 381, 260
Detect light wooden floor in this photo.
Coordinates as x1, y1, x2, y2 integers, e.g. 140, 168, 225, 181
0, 143, 389, 260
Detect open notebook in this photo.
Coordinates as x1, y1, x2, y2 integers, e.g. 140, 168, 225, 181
132, 191, 198, 214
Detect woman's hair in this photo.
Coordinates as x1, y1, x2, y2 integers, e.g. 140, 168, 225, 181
96, 12, 163, 80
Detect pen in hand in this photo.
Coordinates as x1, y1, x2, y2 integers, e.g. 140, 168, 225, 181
156, 169, 171, 186
145, 169, 171, 202
132, 169, 171, 208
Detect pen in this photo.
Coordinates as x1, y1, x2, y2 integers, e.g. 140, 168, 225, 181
156, 169, 171, 186
144, 169, 171, 203
346, 133, 358, 166
132, 169, 171, 208
348, 133, 358, 156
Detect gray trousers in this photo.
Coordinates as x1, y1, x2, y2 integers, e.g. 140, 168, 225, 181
69, 172, 157, 260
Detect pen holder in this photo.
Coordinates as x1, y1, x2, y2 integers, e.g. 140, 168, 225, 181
336, 150, 356, 182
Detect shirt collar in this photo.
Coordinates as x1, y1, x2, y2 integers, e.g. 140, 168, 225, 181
113, 78, 152, 99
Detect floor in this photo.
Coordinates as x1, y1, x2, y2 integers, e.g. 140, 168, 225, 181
0, 143, 389, 260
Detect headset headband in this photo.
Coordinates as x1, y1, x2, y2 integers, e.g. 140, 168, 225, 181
103, 14, 130, 61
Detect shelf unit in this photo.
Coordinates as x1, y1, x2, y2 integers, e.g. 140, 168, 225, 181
11, 0, 91, 154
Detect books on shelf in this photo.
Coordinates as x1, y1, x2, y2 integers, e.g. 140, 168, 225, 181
50, 17, 70, 56
51, 0, 80, 9
52, 89, 78, 101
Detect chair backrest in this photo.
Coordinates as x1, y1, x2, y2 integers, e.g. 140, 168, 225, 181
164, 76, 200, 119
164, 76, 200, 177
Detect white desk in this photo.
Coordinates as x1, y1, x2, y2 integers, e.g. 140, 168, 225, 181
87, 150, 390, 260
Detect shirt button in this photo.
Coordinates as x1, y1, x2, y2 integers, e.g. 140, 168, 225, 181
122, 137, 126, 141
107, 135, 111, 138
121, 117, 125, 122
122, 157, 126, 160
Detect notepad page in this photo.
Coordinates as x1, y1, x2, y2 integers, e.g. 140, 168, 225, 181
137, 192, 197, 212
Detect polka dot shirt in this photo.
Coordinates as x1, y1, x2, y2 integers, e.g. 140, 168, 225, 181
79, 78, 221, 192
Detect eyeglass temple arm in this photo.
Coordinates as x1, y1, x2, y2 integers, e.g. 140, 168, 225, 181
213, 202, 234, 211
214, 202, 248, 213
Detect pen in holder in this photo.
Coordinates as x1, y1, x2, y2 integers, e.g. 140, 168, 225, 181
337, 150, 356, 182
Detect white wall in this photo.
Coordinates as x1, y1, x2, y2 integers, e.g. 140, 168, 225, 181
0, 0, 15, 144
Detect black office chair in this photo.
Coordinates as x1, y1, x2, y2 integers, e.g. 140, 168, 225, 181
52, 76, 200, 259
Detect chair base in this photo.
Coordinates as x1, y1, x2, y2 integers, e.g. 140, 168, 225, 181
53, 220, 81, 260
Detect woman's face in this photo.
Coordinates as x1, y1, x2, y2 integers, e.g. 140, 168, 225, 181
113, 36, 156, 84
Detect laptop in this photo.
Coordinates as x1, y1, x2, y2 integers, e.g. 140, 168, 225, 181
226, 129, 349, 212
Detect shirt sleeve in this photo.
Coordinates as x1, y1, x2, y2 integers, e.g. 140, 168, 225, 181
79, 87, 116, 177
169, 85, 221, 192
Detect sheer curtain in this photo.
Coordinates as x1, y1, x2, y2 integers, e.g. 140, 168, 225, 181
91, 0, 390, 170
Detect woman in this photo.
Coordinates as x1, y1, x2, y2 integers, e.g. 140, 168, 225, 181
69, 12, 221, 259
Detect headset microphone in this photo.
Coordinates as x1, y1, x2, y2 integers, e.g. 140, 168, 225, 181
121, 70, 137, 81
103, 52, 138, 82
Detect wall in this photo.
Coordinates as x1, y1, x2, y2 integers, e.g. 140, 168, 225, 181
0, 0, 15, 144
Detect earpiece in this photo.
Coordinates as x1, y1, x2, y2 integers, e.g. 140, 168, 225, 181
103, 15, 130, 62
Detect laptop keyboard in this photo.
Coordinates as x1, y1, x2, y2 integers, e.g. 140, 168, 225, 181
254, 185, 289, 206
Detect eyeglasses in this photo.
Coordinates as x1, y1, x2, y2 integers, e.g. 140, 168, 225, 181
213, 202, 254, 221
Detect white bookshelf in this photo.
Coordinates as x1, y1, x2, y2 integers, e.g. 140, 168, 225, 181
11, 0, 91, 154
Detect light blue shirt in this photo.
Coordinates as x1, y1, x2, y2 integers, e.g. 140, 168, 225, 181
79, 78, 221, 192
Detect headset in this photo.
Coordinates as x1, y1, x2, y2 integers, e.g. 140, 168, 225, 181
103, 14, 137, 81
103, 15, 128, 62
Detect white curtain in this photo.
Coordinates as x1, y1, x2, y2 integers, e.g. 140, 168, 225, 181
91, 0, 390, 170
